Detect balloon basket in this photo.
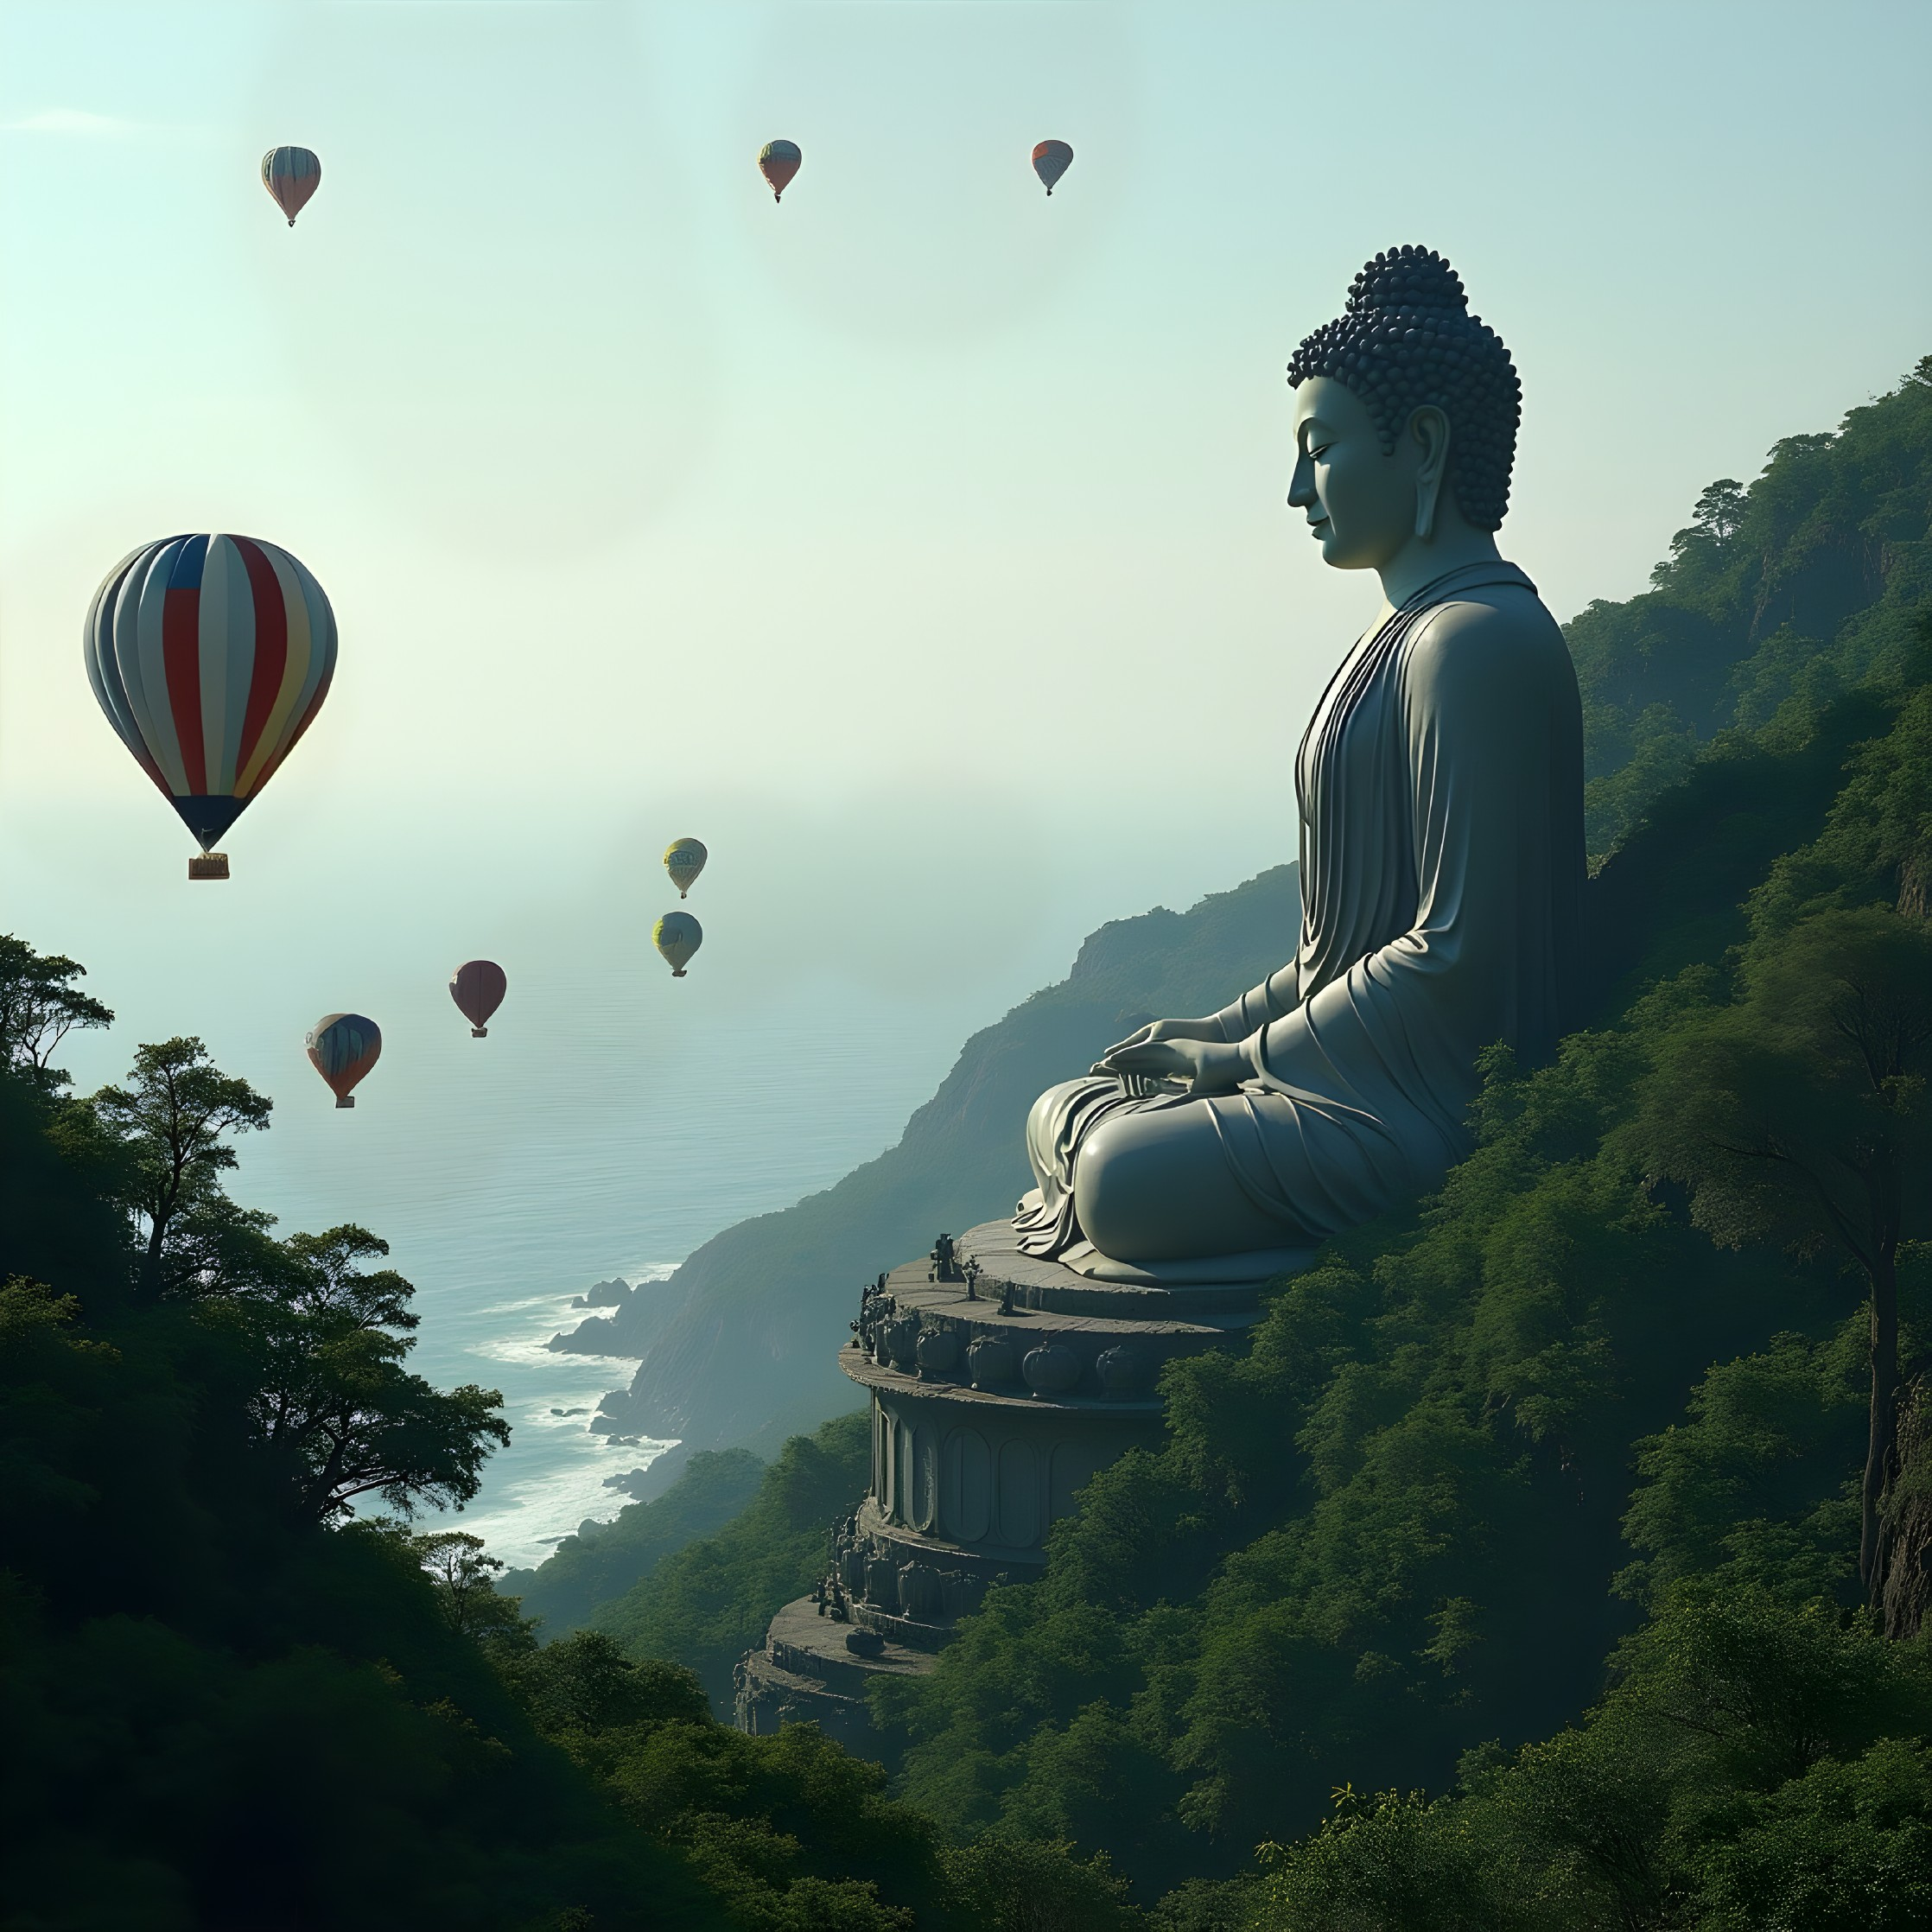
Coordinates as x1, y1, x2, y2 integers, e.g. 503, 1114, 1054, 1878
188, 853, 230, 880
335, 1096, 355, 1109
672, 969, 687, 978
472, 1026, 487, 1038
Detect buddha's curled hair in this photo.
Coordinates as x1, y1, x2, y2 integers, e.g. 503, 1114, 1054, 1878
1288, 245, 1521, 531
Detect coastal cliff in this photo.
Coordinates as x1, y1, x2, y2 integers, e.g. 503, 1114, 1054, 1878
588, 864, 1300, 1453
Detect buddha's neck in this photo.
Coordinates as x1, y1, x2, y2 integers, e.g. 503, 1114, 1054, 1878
1374, 525, 1503, 613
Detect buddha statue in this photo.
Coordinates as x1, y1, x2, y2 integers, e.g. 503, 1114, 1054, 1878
1014, 245, 1585, 1284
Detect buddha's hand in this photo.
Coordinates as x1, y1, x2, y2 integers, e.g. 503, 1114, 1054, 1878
1103, 1015, 1223, 1058
1096, 1037, 1247, 1096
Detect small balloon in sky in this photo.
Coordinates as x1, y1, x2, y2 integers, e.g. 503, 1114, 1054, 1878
1032, 140, 1074, 197
84, 532, 338, 880
654, 912, 702, 979
450, 960, 507, 1039
664, 837, 708, 899
261, 145, 321, 226
307, 1013, 381, 1109
759, 139, 802, 204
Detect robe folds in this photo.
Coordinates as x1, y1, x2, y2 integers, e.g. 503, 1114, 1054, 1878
1014, 560, 1586, 1264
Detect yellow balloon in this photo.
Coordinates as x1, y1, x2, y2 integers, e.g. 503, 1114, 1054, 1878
654, 911, 702, 979
664, 836, 708, 899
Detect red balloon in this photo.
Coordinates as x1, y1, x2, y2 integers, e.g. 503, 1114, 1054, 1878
450, 960, 507, 1039
759, 138, 801, 203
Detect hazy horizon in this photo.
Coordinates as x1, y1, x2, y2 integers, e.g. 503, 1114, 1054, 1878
4, 5, 1929, 1480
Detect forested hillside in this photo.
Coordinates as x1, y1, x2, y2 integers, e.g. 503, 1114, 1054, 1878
861, 358, 1932, 1924
6, 356, 1926, 1932
556, 359, 1932, 1929
0, 951, 1132, 1929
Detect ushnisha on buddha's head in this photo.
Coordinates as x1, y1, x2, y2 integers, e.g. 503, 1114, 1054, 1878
1287, 246, 1521, 581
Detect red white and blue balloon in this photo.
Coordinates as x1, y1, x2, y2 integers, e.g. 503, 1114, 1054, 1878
85, 533, 337, 861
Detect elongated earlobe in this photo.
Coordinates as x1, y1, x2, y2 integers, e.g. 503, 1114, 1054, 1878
1410, 406, 1450, 541
1414, 473, 1440, 542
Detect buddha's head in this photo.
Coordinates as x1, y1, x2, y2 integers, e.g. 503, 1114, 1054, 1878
1286, 246, 1520, 572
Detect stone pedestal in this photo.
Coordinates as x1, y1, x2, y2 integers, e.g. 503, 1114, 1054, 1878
733, 1219, 1265, 1751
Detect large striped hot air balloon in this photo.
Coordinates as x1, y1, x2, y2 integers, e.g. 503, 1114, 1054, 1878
85, 533, 336, 880
654, 912, 702, 978
261, 145, 321, 226
664, 837, 707, 899
759, 139, 801, 204
307, 1013, 381, 1109
1032, 140, 1073, 196
450, 960, 507, 1038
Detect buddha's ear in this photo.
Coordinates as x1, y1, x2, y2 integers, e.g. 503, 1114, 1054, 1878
1408, 405, 1452, 541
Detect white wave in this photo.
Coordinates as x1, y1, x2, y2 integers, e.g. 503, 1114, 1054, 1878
454, 1434, 679, 1569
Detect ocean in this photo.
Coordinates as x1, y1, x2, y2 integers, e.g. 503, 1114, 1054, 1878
227, 995, 976, 1568
4, 797, 1289, 1573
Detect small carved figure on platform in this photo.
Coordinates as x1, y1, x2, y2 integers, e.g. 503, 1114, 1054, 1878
998, 1276, 1015, 1318
852, 1275, 883, 1350
963, 1256, 982, 1300
930, 1232, 963, 1282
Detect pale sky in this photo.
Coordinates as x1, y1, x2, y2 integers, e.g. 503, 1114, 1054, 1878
3, 0, 1929, 1172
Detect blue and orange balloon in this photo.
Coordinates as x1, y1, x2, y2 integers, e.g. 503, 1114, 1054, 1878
85, 533, 337, 880
1032, 140, 1073, 196
262, 145, 321, 226
307, 1014, 380, 1109
450, 960, 507, 1038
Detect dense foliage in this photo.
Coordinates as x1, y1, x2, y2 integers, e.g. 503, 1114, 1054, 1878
587, 1412, 872, 1708
1570, 355, 1932, 859
0, 972, 1124, 1928
850, 361, 1932, 1922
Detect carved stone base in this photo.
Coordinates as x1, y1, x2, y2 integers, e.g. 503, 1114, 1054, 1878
734, 1223, 1273, 1751
734, 1596, 936, 1751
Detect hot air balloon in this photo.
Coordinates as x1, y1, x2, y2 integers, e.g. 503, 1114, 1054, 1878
261, 145, 321, 226
450, 960, 507, 1038
307, 1013, 380, 1109
759, 139, 801, 203
664, 838, 708, 899
1032, 140, 1073, 196
654, 912, 702, 978
85, 533, 337, 880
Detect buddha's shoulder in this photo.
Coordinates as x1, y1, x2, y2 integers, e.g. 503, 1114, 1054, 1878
1402, 578, 1568, 690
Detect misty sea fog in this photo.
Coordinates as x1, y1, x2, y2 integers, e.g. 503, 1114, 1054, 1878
8, 797, 1286, 1569
230, 995, 974, 1567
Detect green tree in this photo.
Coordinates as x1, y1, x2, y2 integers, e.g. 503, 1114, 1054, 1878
223, 1223, 510, 1521
1691, 477, 1746, 543
0, 935, 112, 1090
1625, 908, 1932, 1606
92, 1036, 272, 1301
411, 1528, 532, 1645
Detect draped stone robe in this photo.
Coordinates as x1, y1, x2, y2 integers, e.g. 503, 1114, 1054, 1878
1014, 561, 1585, 1271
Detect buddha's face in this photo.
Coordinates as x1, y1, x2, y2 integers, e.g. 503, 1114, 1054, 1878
1288, 376, 1424, 572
